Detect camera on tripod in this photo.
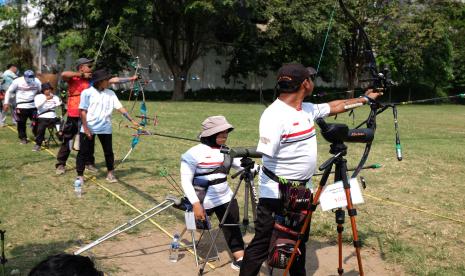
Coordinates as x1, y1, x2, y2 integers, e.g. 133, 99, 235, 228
316, 118, 374, 144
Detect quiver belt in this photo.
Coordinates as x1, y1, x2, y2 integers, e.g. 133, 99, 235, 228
262, 166, 312, 211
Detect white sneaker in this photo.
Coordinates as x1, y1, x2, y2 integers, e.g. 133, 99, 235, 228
56, 165, 66, 175
85, 164, 98, 173
106, 174, 118, 183
230, 258, 243, 271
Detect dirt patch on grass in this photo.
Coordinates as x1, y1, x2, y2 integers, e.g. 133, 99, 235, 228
86, 228, 404, 275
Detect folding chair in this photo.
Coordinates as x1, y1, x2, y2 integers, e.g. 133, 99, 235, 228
42, 117, 62, 148
181, 211, 220, 267
43, 125, 58, 147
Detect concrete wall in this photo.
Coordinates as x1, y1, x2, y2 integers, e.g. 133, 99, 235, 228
33, 32, 347, 91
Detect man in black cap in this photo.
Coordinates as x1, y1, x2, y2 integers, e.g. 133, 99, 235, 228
240, 63, 380, 276
75, 69, 139, 186
56, 58, 137, 175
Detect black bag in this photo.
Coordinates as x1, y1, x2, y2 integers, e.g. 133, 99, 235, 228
267, 223, 301, 269
279, 183, 312, 211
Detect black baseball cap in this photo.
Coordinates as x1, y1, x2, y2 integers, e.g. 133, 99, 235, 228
91, 69, 113, 84
75, 57, 94, 69
276, 63, 316, 92
41, 82, 53, 91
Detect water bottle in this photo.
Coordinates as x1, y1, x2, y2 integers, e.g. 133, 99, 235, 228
74, 178, 82, 198
169, 233, 180, 262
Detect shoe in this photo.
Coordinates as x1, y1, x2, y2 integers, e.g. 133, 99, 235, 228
230, 258, 243, 271
32, 145, 41, 151
85, 164, 98, 173
106, 173, 118, 183
20, 139, 28, 144
56, 165, 66, 175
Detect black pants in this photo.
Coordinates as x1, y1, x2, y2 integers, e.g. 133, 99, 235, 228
206, 199, 245, 254
76, 133, 114, 176
16, 108, 36, 140
240, 198, 309, 276
35, 118, 56, 146
56, 117, 94, 168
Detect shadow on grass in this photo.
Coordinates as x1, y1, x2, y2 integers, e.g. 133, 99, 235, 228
6, 240, 75, 274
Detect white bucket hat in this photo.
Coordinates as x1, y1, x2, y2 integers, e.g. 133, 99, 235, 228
199, 115, 234, 138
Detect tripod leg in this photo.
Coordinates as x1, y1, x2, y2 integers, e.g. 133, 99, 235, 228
335, 209, 345, 275
243, 178, 250, 227
248, 177, 258, 222
283, 163, 333, 276
340, 161, 364, 276
198, 177, 244, 275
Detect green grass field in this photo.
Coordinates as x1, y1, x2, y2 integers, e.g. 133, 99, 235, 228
0, 101, 464, 275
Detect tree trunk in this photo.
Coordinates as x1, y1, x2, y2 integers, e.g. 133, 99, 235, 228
347, 69, 356, 99
171, 70, 188, 101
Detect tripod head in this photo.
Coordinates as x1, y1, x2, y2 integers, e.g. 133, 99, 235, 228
316, 118, 374, 144
231, 157, 256, 180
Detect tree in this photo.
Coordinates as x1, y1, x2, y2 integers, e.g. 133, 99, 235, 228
149, 0, 242, 100
36, 0, 140, 71
373, 0, 454, 96
0, 0, 34, 70
220, 1, 340, 84
38, 0, 246, 100
437, 1, 465, 90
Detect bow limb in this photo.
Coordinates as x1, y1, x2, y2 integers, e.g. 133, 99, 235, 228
120, 132, 140, 164
94, 24, 110, 67
338, 0, 385, 178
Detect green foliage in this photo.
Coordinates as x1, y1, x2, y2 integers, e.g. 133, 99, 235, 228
0, 1, 34, 70
36, 0, 465, 99
370, 1, 454, 93
55, 30, 85, 64
220, 1, 340, 82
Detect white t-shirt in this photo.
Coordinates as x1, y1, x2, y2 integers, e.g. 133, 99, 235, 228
180, 144, 242, 210
79, 86, 123, 134
34, 94, 62, 119
4, 77, 41, 109
256, 98, 330, 199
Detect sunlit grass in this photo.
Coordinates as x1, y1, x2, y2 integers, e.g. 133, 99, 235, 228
0, 102, 464, 275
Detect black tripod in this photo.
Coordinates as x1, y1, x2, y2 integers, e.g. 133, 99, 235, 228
0, 228, 7, 276
232, 159, 258, 229
198, 157, 257, 275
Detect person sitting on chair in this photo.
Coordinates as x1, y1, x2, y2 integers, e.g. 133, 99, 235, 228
32, 82, 62, 151
180, 115, 247, 271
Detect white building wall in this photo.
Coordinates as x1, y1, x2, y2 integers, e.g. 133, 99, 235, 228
33, 33, 346, 91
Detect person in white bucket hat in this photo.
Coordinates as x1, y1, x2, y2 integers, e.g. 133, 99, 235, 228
180, 115, 246, 271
